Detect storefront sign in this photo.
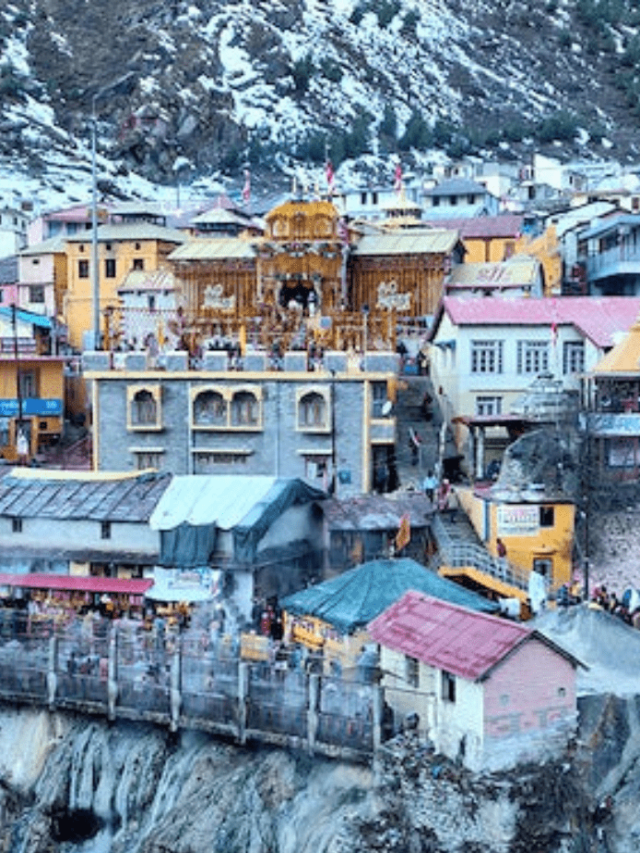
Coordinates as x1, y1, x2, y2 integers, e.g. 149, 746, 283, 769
497, 505, 539, 536
0, 398, 63, 417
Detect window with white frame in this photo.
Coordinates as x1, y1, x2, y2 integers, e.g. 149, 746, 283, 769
441, 670, 456, 702
127, 385, 162, 430
29, 285, 45, 303
298, 391, 328, 429
471, 340, 503, 374
371, 381, 388, 417
517, 340, 549, 374
131, 389, 158, 426
134, 450, 164, 470
406, 656, 419, 688
476, 396, 502, 416
563, 341, 585, 375
193, 390, 227, 426
231, 390, 260, 427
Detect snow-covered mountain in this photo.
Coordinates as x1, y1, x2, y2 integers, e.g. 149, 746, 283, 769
2, 0, 640, 203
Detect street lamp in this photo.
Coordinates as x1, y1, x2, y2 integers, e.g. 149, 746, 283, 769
91, 94, 100, 350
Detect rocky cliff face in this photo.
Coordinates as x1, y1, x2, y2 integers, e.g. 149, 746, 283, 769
2, 0, 640, 194
0, 696, 638, 853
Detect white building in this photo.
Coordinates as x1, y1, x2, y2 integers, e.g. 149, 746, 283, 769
0, 203, 28, 258
429, 295, 640, 451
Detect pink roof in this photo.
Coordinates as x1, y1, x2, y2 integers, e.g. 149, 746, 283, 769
424, 214, 524, 239
45, 204, 104, 223
369, 591, 534, 681
0, 573, 153, 595
442, 296, 640, 348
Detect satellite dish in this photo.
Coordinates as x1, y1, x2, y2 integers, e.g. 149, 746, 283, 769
381, 400, 393, 416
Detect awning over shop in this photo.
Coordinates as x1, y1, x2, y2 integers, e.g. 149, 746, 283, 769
0, 573, 154, 596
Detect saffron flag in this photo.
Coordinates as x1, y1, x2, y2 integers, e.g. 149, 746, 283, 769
242, 169, 251, 205
394, 162, 402, 193
395, 512, 411, 552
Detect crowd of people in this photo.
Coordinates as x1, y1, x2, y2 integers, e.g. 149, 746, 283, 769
588, 584, 640, 628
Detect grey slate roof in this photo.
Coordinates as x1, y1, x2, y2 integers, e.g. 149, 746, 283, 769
0, 470, 171, 521
322, 493, 432, 530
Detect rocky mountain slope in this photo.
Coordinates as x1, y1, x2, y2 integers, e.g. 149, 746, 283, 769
2, 0, 640, 200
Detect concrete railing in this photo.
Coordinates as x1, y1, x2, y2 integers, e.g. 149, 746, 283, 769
82, 350, 401, 376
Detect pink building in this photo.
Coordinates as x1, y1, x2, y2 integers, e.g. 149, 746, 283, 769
369, 591, 582, 772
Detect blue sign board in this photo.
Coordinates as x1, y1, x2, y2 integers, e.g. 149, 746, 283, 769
0, 399, 63, 417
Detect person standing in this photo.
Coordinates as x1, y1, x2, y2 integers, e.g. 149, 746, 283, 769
423, 470, 438, 502
408, 427, 422, 466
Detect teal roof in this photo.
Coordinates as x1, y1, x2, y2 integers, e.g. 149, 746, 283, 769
281, 557, 498, 634
0, 307, 51, 329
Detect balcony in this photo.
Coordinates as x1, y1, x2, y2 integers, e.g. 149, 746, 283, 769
584, 241, 640, 282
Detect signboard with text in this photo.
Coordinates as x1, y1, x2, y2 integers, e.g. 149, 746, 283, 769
497, 505, 539, 537
0, 398, 63, 417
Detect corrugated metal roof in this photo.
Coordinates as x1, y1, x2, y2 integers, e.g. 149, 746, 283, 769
0, 471, 171, 521
192, 208, 254, 226
168, 238, 256, 261
423, 214, 524, 239
578, 212, 640, 241
0, 573, 153, 595
0, 307, 51, 329
322, 493, 432, 530
423, 178, 489, 197
118, 268, 177, 293
442, 295, 640, 348
281, 558, 497, 635
591, 317, 640, 373
353, 229, 460, 256
447, 259, 539, 288
67, 223, 187, 244
150, 475, 281, 530
20, 236, 68, 256
368, 591, 532, 680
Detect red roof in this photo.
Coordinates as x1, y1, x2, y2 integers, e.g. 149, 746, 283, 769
0, 573, 153, 595
368, 591, 533, 681
441, 295, 640, 348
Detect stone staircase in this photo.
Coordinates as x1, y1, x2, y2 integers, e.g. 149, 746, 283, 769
393, 375, 441, 490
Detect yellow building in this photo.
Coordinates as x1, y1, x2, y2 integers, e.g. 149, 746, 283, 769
0, 308, 65, 460
64, 223, 187, 350
452, 214, 524, 263
514, 224, 562, 295
451, 485, 575, 598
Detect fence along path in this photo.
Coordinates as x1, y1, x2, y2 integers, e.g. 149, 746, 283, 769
0, 621, 392, 763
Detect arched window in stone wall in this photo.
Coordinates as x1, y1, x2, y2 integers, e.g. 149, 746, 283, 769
131, 389, 158, 426
298, 391, 328, 429
193, 390, 227, 426
231, 390, 260, 427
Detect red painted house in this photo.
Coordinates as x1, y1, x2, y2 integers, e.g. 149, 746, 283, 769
369, 591, 582, 772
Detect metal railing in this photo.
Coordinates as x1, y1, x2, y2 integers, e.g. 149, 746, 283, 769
0, 622, 403, 761
431, 513, 531, 592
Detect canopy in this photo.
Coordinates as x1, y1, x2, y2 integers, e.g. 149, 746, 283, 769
0, 573, 153, 596
150, 476, 326, 566
281, 557, 498, 635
